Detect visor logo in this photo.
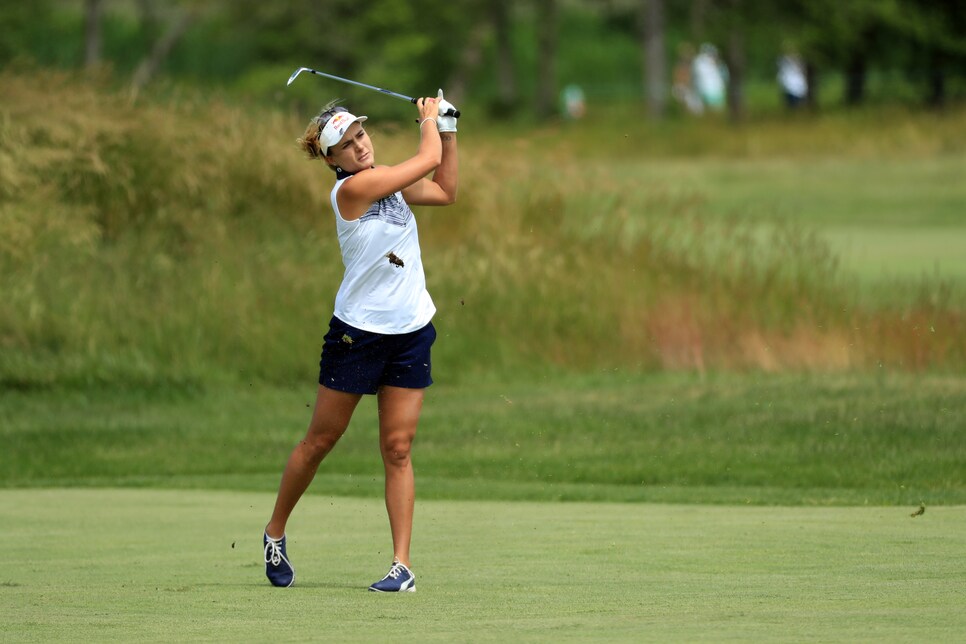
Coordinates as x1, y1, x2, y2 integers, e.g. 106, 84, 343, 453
330, 113, 350, 133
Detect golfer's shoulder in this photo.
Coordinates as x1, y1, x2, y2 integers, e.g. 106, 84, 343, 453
344, 165, 405, 197
337, 167, 375, 193
343, 165, 386, 184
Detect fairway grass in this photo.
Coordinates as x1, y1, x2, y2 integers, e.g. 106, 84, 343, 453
609, 156, 966, 286
2, 489, 964, 642
824, 225, 966, 283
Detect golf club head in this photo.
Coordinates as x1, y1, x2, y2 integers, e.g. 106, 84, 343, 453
286, 67, 310, 86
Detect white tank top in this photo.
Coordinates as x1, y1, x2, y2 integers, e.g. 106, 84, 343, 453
329, 174, 436, 334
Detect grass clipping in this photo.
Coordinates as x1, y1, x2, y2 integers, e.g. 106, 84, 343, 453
0, 68, 962, 387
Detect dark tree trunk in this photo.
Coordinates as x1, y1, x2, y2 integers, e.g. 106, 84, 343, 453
805, 60, 819, 110
725, 27, 745, 122
84, 0, 103, 68
491, 0, 518, 116
926, 50, 947, 108
928, 70, 946, 108
642, 0, 667, 118
534, 0, 558, 119
131, 10, 195, 91
845, 54, 866, 106
447, 22, 488, 106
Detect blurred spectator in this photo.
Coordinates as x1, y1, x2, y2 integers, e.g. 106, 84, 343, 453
692, 43, 727, 112
777, 47, 808, 109
561, 84, 586, 119
672, 42, 703, 115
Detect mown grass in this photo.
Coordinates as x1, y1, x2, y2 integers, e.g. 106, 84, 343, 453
3, 488, 965, 643
1, 67, 964, 390
600, 156, 966, 284
3, 373, 963, 506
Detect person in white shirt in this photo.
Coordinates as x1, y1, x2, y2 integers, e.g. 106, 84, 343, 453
692, 43, 728, 111
777, 50, 808, 108
263, 91, 458, 593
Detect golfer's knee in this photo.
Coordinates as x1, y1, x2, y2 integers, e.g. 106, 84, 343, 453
380, 436, 412, 467
302, 427, 343, 462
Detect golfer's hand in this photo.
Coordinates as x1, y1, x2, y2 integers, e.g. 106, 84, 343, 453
417, 96, 440, 124
436, 89, 458, 133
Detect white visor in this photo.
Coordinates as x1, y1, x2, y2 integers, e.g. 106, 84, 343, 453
320, 111, 368, 155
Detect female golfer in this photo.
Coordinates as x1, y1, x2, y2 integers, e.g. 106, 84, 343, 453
263, 91, 458, 592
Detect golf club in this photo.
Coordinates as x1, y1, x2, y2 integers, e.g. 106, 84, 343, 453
286, 66, 460, 118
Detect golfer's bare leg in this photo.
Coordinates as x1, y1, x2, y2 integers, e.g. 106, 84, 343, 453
266, 385, 362, 538
377, 385, 424, 568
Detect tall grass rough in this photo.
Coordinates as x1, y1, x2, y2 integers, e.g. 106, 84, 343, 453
1, 68, 962, 388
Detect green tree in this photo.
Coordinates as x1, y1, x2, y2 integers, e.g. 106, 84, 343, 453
895, 0, 966, 107
0, 1, 54, 64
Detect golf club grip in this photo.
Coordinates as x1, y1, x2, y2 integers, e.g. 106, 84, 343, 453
409, 97, 461, 118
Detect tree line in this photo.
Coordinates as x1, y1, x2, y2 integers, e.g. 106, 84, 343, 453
3, 0, 964, 119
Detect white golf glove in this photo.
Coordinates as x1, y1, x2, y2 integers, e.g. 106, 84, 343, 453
436, 89, 458, 133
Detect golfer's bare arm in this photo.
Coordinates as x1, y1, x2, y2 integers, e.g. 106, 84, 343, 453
338, 152, 439, 216
404, 133, 457, 206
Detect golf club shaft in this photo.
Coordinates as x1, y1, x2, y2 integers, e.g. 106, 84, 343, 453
287, 67, 460, 118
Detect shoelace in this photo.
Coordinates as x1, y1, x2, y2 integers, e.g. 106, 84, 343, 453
386, 563, 405, 579
264, 538, 284, 566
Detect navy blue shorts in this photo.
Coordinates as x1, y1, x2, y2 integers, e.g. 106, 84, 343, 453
318, 316, 436, 395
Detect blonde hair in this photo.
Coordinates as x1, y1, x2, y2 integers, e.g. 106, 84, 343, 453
297, 121, 325, 160
297, 99, 346, 172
